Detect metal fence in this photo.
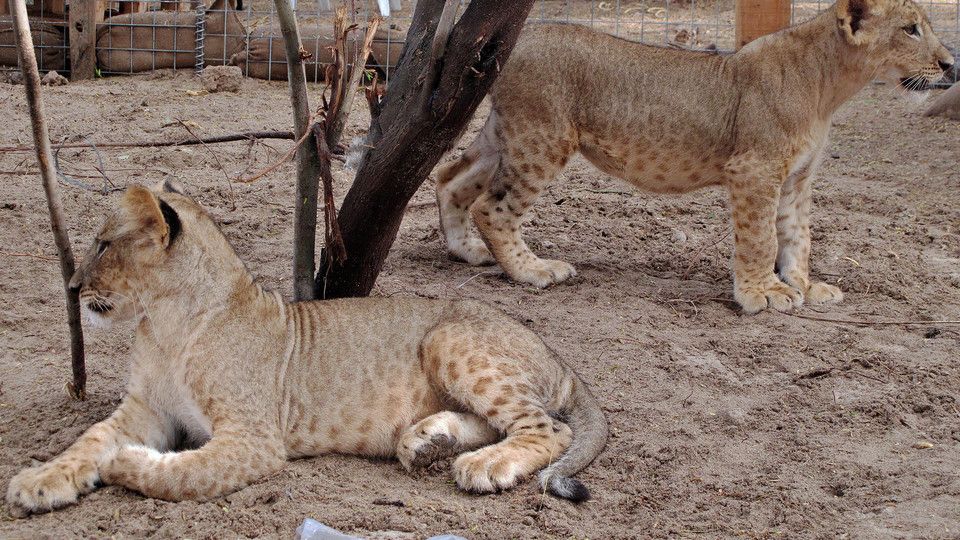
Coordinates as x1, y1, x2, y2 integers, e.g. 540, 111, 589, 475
0, 0, 958, 85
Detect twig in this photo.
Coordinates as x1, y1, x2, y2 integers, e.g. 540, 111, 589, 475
175, 119, 236, 210
232, 125, 314, 184
9, 0, 86, 400
788, 313, 960, 326
576, 188, 633, 196
53, 138, 121, 194
682, 227, 732, 279
0, 131, 295, 153
0, 250, 58, 262
455, 271, 498, 289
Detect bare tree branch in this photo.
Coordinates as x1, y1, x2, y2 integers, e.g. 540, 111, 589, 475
273, 0, 322, 301
8, 0, 86, 399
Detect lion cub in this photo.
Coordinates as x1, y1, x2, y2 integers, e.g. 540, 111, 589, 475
436, 0, 954, 313
6, 183, 606, 516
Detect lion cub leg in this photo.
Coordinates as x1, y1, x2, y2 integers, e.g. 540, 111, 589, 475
436, 115, 500, 266
471, 132, 578, 288
726, 156, 804, 314
776, 165, 843, 306
421, 319, 573, 493
396, 411, 499, 470
100, 424, 286, 501
6, 395, 172, 516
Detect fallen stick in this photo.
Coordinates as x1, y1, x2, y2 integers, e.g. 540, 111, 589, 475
789, 313, 960, 326
0, 130, 296, 153
9, 0, 86, 399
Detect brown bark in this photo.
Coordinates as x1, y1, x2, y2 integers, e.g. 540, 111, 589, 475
315, 0, 535, 298
9, 0, 87, 398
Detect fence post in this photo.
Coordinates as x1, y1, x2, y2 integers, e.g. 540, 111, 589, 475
735, 0, 791, 49
68, 0, 101, 80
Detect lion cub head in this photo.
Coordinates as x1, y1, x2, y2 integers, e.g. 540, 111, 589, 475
837, 0, 955, 89
69, 181, 212, 328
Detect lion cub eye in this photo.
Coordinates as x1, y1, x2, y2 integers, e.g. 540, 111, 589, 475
96, 241, 110, 257
903, 24, 921, 38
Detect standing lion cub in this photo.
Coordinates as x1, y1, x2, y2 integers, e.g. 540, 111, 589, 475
436, 0, 954, 313
5, 183, 606, 516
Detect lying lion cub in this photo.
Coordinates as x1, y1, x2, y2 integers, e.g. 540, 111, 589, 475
6, 183, 606, 516
436, 0, 954, 313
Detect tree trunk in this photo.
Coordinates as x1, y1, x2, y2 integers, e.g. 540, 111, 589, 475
925, 81, 960, 121
315, 0, 535, 298
273, 0, 322, 301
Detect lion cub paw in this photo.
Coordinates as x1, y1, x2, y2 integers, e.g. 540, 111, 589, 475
397, 433, 459, 471
5, 462, 99, 517
512, 259, 577, 289
806, 282, 843, 305
448, 238, 496, 266
736, 280, 804, 314
453, 448, 522, 493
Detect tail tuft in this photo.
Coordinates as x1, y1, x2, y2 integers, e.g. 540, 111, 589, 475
540, 472, 591, 503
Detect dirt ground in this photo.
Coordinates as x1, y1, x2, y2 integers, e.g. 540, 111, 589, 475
0, 70, 958, 539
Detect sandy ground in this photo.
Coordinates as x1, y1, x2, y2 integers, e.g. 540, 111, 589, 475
0, 70, 958, 539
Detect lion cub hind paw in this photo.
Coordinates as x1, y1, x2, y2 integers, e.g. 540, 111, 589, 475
447, 239, 496, 266
512, 259, 577, 289
453, 448, 522, 494
399, 433, 459, 471
807, 282, 843, 305
736, 281, 804, 314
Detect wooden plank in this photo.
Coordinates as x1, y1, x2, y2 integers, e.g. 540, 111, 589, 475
68, 0, 101, 79
735, 0, 791, 49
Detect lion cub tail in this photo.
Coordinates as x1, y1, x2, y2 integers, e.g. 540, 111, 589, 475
539, 374, 609, 502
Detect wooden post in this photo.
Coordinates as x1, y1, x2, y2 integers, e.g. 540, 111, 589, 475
0, 1, 9, 15
68, 0, 101, 80
735, 0, 791, 49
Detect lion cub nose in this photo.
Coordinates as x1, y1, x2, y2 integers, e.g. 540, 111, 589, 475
940, 59, 955, 72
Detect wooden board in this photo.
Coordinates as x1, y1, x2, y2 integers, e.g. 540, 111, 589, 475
735, 0, 791, 49
68, 0, 102, 79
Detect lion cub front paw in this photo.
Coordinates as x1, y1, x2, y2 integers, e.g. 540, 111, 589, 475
5, 462, 99, 517
511, 258, 577, 289
735, 279, 804, 314
806, 282, 843, 305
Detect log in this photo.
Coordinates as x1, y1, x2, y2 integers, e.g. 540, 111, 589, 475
8, 0, 87, 398
314, 0, 536, 298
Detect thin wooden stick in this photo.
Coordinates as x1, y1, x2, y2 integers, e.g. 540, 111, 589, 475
0, 131, 295, 153
9, 0, 86, 400
789, 313, 960, 326
0, 250, 59, 262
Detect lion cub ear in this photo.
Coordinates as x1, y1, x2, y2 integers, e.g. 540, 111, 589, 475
153, 179, 187, 195
837, 0, 878, 45
121, 185, 174, 247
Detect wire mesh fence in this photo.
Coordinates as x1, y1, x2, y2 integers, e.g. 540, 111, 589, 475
0, 0, 70, 73
0, 0, 957, 85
